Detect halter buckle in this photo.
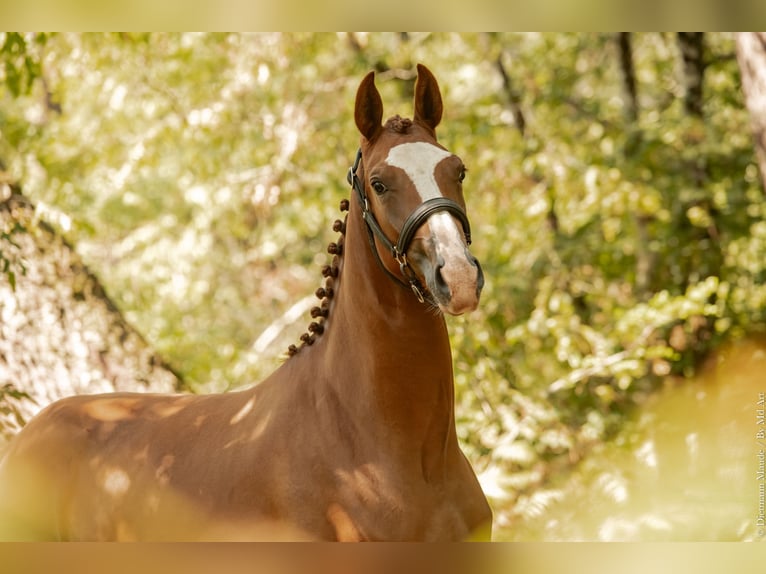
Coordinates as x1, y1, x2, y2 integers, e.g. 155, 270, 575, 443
395, 251, 426, 304
410, 283, 426, 303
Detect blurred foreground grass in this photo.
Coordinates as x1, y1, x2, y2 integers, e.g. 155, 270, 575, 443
494, 336, 766, 541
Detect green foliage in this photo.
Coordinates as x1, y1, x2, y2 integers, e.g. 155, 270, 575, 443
0, 33, 46, 98
1, 32, 45, 290
0, 220, 27, 291
1, 33, 763, 536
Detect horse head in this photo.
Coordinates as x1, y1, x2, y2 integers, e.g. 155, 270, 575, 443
352, 64, 484, 316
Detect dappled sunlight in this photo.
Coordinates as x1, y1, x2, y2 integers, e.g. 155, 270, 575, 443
326, 502, 362, 541
82, 395, 192, 422
229, 396, 255, 425
149, 399, 189, 419
247, 411, 272, 442
101, 466, 131, 497
334, 464, 390, 511
82, 397, 141, 422
154, 454, 175, 486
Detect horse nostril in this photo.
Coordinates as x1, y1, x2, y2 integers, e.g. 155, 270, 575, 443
467, 251, 484, 297
474, 260, 485, 297
434, 260, 452, 301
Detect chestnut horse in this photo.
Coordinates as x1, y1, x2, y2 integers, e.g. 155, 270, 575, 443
0, 64, 492, 541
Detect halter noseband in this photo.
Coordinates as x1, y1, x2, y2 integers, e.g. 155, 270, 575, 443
346, 148, 472, 303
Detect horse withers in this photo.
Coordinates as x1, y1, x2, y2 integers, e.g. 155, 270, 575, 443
0, 64, 492, 541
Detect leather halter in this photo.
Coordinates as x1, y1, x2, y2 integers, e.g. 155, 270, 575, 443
346, 148, 472, 303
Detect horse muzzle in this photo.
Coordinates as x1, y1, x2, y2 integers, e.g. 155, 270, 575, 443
426, 246, 484, 315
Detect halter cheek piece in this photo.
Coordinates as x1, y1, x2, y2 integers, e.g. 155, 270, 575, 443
347, 148, 472, 303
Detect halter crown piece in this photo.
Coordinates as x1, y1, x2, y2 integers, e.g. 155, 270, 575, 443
347, 148, 472, 303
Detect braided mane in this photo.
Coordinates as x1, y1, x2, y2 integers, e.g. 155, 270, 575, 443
286, 199, 348, 357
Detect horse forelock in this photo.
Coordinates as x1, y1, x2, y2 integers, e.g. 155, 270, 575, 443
384, 115, 413, 134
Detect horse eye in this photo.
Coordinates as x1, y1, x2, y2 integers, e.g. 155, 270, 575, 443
458, 168, 467, 183
371, 180, 387, 195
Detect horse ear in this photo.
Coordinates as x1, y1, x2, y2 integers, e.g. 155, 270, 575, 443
413, 64, 443, 131
354, 71, 383, 141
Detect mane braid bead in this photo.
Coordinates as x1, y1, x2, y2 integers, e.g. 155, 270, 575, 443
339, 199, 350, 212
308, 321, 324, 335
300, 333, 315, 345
321, 264, 339, 279
323, 283, 335, 299
311, 306, 329, 319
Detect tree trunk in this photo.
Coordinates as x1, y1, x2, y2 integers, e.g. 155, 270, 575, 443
736, 32, 766, 192
677, 32, 706, 118
495, 50, 526, 136
0, 190, 183, 444
615, 33, 654, 296
617, 33, 638, 122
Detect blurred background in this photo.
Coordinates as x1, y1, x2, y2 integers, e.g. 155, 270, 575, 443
1, 32, 765, 541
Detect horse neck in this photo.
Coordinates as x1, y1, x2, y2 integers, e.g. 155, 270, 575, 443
299, 188, 458, 459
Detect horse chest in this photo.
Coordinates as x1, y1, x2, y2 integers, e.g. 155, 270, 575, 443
315, 457, 481, 541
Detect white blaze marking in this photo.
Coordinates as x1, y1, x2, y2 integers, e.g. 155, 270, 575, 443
385, 141, 451, 201
385, 141, 463, 248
